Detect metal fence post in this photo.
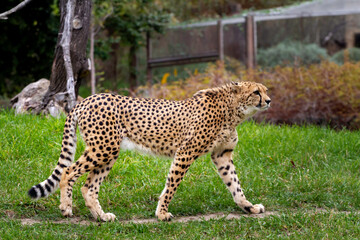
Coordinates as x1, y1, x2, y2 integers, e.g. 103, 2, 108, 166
217, 19, 224, 61
246, 14, 256, 69
146, 32, 153, 96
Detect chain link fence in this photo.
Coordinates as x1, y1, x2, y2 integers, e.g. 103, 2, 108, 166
140, 2, 360, 85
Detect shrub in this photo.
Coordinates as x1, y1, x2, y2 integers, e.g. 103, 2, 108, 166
330, 48, 360, 65
136, 61, 238, 100
257, 41, 329, 68
136, 61, 360, 130
246, 62, 360, 130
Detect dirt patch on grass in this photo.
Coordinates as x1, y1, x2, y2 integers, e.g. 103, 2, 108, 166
14, 209, 358, 226
125, 211, 276, 225
18, 212, 276, 226
20, 217, 93, 226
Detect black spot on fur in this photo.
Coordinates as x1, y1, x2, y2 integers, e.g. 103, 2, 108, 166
37, 184, 45, 197
51, 174, 60, 182
244, 206, 253, 213
217, 149, 233, 158
45, 184, 51, 192
47, 179, 54, 187
59, 164, 67, 168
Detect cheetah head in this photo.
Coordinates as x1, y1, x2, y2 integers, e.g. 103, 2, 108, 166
232, 81, 271, 116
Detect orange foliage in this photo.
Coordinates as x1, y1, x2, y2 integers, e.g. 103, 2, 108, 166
136, 61, 360, 130
136, 61, 237, 100
254, 62, 360, 130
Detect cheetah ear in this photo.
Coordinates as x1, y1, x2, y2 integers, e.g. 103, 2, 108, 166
230, 82, 242, 94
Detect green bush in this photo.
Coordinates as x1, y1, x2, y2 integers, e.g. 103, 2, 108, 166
330, 48, 360, 65
257, 41, 329, 68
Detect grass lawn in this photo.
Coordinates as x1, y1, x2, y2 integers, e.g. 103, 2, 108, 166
0, 110, 359, 239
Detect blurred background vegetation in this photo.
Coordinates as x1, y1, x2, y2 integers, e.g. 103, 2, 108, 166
0, 0, 309, 98
0, 0, 59, 98
2, 0, 360, 129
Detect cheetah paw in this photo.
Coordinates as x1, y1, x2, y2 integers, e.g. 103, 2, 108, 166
100, 212, 117, 222
156, 212, 174, 221
59, 204, 73, 217
249, 204, 265, 214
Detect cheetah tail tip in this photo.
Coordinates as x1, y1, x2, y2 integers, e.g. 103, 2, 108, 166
28, 186, 38, 199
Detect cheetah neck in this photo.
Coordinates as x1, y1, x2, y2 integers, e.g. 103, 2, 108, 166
228, 105, 259, 128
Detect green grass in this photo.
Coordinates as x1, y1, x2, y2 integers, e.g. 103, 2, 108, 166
1, 212, 360, 239
0, 109, 360, 239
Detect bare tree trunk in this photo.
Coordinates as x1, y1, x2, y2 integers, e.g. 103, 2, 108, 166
41, 0, 91, 113
90, 25, 96, 95
61, 0, 77, 110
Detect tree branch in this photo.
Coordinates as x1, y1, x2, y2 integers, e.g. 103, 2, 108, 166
60, 0, 77, 110
0, 0, 33, 20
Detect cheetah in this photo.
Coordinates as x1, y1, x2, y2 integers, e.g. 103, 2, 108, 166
28, 81, 271, 221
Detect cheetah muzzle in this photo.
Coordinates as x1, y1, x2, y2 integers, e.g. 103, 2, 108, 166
28, 81, 271, 221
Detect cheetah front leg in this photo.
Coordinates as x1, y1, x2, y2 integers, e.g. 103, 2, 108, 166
211, 148, 265, 214
155, 153, 198, 221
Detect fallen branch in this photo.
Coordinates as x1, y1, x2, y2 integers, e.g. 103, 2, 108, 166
0, 0, 33, 20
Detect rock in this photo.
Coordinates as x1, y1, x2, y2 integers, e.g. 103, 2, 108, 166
11, 78, 50, 115
10, 79, 83, 117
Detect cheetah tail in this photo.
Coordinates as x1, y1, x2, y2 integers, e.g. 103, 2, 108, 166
28, 110, 78, 200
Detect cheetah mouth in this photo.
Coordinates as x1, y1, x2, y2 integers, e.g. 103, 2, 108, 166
258, 104, 270, 111
256, 101, 270, 110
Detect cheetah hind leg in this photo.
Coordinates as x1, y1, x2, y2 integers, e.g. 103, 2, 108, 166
81, 158, 117, 222
59, 153, 91, 217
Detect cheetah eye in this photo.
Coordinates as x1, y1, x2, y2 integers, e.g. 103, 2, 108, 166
253, 90, 260, 95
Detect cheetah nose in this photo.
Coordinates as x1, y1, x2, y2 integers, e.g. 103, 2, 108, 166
265, 99, 271, 105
